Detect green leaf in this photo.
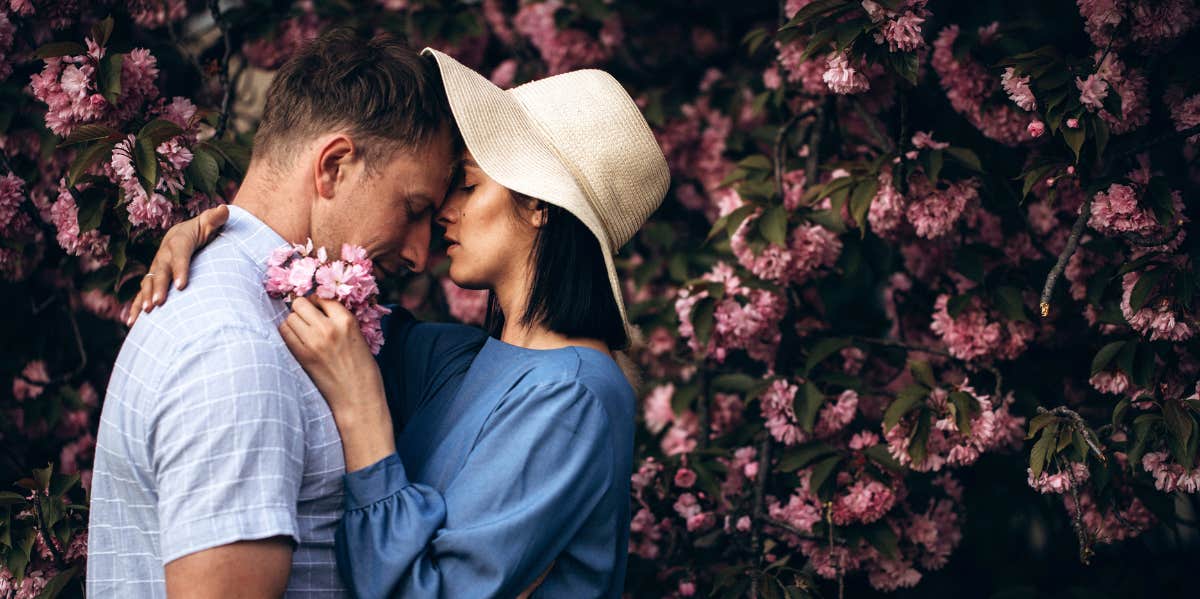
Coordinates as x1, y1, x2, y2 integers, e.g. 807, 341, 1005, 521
783, 0, 846, 29
1164, 400, 1195, 466
743, 27, 770, 55
35, 563, 81, 599
1092, 116, 1110, 160
884, 385, 926, 431
796, 381, 823, 433
1112, 398, 1131, 428
1062, 125, 1085, 163
202, 139, 251, 176
59, 124, 120, 148
187, 146, 221, 195
908, 360, 937, 388
1145, 177, 1176, 225
862, 520, 899, 559
948, 390, 979, 436
849, 179, 877, 237
91, 15, 115, 46
1131, 342, 1156, 388
692, 296, 717, 349
1130, 269, 1166, 312
74, 187, 107, 232
760, 204, 788, 246
1021, 164, 1057, 199
68, 141, 116, 187
775, 442, 838, 472
711, 373, 762, 394
946, 293, 973, 317
1128, 414, 1160, 470
671, 381, 699, 416
1029, 421, 1059, 479
134, 135, 158, 193
808, 455, 843, 499
0, 491, 26, 506
993, 286, 1029, 322
1026, 413, 1058, 440
945, 147, 983, 172
804, 337, 852, 375
864, 444, 903, 472
925, 149, 944, 183
738, 154, 772, 171
99, 54, 123, 105
1090, 340, 1126, 375
34, 41, 86, 59
907, 409, 931, 465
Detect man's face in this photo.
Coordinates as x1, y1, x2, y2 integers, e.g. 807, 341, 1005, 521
314, 128, 456, 275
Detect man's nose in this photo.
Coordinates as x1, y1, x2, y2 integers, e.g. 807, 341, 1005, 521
401, 219, 432, 274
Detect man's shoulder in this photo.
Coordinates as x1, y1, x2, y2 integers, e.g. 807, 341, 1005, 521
121, 236, 286, 362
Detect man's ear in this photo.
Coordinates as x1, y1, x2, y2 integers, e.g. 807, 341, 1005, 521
314, 135, 356, 200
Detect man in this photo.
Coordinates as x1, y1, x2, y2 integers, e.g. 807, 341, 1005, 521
87, 28, 456, 598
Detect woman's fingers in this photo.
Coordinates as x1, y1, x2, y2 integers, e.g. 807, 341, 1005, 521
174, 206, 229, 291
278, 316, 311, 360
289, 296, 325, 328
310, 297, 356, 329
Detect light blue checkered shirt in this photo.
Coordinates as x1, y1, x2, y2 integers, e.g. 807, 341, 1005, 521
87, 206, 349, 597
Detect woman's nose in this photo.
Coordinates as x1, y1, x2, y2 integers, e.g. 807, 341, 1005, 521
436, 196, 459, 227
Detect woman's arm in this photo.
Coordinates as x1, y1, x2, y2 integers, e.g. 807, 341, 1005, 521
128, 205, 229, 326
335, 379, 616, 598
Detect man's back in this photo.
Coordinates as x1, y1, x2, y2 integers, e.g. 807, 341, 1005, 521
87, 206, 348, 597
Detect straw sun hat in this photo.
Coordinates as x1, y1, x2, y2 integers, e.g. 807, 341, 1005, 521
422, 48, 671, 341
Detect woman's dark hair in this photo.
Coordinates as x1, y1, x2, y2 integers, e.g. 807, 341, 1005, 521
485, 199, 628, 349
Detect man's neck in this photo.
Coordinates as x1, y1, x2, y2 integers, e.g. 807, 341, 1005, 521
230, 168, 312, 245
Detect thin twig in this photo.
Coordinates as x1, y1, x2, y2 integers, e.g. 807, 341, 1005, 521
1113, 123, 1200, 162
1040, 196, 1092, 318
208, 0, 234, 139
1037, 406, 1107, 461
1058, 454, 1094, 564
775, 112, 802, 200
853, 98, 895, 153
805, 102, 829, 186
748, 436, 773, 598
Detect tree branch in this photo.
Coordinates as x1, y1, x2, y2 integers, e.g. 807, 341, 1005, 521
1040, 195, 1092, 318
208, 0, 235, 139
748, 435, 773, 598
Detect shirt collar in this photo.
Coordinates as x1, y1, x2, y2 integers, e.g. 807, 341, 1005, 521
223, 204, 289, 272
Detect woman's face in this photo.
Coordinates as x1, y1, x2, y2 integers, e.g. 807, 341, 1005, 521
436, 151, 538, 290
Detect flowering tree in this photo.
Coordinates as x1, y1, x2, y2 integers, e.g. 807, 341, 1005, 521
2, 0, 1200, 597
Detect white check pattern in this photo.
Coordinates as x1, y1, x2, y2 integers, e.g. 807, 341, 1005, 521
87, 206, 349, 598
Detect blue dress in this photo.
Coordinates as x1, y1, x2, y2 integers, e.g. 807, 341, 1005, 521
334, 311, 635, 598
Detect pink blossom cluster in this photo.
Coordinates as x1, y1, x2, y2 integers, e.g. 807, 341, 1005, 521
264, 239, 392, 354
126, 0, 188, 29
730, 212, 841, 285
861, 0, 930, 53
49, 181, 110, 263
771, 471, 964, 592
884, 383, 1025, 472
930, 294, 1035, 362
440, 278, 488, 325
30, 39, 161, 137
1119, 271, 1194, 342
512, 0, 623, 74
1063, 488, 1155, 543
1077, 0, 1200, 50
1000, 67, 1037, 111
1083, 53, 1150, 135
1166, 88, 1200, 144
674, 262, 786, 364
242, 10, 323, 70
760, 380, 860, 446
655, 98, 733, 220
904, 175, 979, 239
1088, 369, 1131, 395
1027, 461, 1090, 494
1087, 182, 1186, 249
931, 24, 1032, 146
0, 172, 25, 235
1142, 451, 1200, 493
772, 41, 828, 96
822, 52, 869, 95
0, 11, 14, 81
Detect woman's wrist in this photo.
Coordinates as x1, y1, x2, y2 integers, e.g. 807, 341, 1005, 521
333, 404, 398, 472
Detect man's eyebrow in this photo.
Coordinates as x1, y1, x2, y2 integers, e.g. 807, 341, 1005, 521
405, 192, 436, 209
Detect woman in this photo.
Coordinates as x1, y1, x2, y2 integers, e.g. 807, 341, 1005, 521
128, 48, 669, 598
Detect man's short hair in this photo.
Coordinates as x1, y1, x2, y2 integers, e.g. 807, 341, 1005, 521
254, 27, 452, 169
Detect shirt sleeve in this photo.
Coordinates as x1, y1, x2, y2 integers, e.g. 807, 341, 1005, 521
336, 379, 615, 598
148, 325, 307, 565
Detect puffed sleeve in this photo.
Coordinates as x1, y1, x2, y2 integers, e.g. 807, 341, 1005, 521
335, 379, 616, 598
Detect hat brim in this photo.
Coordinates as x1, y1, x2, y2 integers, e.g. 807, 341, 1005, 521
423, 48, 632, 341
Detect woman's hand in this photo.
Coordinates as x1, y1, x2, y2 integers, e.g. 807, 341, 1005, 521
279, 296, 397, 472
127, 205, 229, 326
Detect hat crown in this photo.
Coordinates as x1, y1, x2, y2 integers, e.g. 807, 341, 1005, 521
509, 70, 669, 249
